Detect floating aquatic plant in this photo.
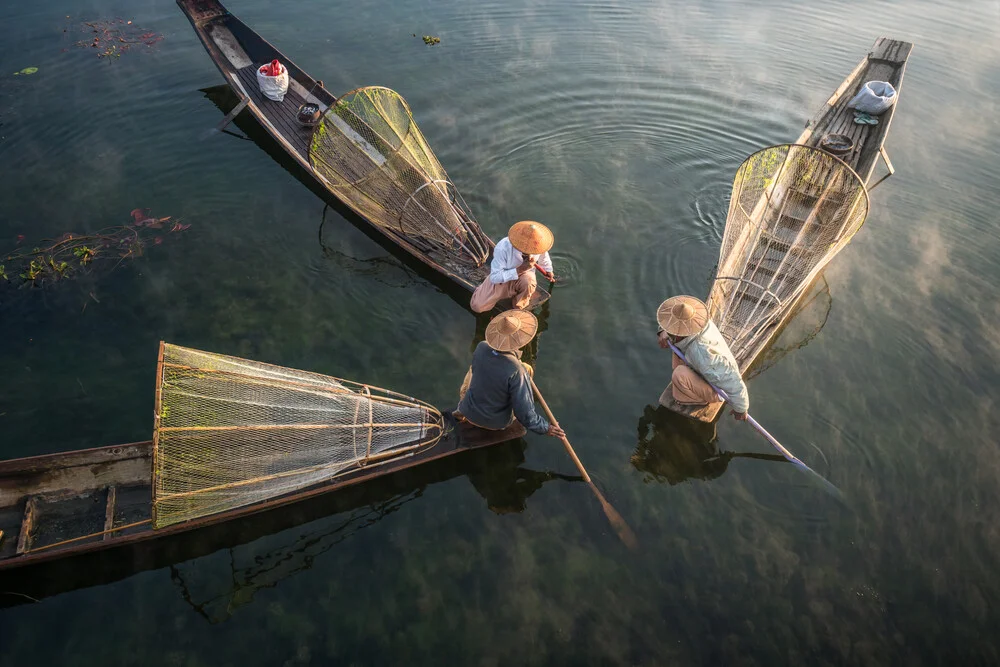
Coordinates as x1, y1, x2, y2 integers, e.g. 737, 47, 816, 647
72, 18, 164, 59
1, 208, 189, 289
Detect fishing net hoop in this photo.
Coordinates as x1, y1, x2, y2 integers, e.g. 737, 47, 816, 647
152, 342, 445, 529
308, 86, 489, 267
708, 143, 869, 368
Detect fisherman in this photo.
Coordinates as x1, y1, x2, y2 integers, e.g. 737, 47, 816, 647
656, 295, 749, 421
456, 309, 565, 439
470, 220, 556, 312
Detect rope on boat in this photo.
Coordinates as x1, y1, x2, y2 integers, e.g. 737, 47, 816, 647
23, 519, 152, 555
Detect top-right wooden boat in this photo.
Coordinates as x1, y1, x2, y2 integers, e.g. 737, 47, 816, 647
665, 37, 912, 422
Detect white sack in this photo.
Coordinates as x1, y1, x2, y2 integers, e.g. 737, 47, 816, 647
847, 81, 897, 115
256, 66, 289, 102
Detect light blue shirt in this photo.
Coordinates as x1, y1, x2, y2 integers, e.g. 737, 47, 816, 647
676, 320, 750, 413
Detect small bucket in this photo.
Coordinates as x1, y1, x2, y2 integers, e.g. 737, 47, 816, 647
819, 133, 854, 157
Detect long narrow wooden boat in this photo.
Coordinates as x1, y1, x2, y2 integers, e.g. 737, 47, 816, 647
177, 0, 548, 308
0, 344, 527, 572
0, 438, 555, 608
0, 422, 524, 573
664, 37, 912, 422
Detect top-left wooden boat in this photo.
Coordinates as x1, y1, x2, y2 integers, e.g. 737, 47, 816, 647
177, 0, 548, 308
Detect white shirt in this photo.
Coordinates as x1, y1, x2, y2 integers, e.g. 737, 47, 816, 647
489, 237, 553, 284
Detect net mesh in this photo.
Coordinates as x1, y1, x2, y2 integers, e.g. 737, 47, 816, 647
309, 86, 489, 266
152, 343, 444, 529
708, 144, 869, 367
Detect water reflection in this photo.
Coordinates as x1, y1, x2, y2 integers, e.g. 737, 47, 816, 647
745, 276, 832, 380
317, 204, 425, 289
632, 403, 785, 484
166, 438, 580, 622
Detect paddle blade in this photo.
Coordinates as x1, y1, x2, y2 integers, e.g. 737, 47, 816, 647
590, 483, 639, 550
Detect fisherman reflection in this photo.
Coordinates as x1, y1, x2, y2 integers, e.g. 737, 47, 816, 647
633, 403, 725, 484
632, 404, 784, 484
464, 439, 582, 514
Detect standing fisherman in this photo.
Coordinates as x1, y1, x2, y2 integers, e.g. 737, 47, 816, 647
656, 295, 749, 421
470, 221, 556, 312
456, 309, 565, 439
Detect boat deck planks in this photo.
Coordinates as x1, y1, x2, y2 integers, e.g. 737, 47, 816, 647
234, 65, 314, 160
177, 0, 550, 310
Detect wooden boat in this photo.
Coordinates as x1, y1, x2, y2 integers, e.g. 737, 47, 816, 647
663, 37, 912, 422
0, 421, 525, 573
177, 0, 548, 308
0, 438, 570, 608
0, 343, 529, 572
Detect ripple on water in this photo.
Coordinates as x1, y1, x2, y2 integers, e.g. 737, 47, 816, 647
547, 251, 583, 288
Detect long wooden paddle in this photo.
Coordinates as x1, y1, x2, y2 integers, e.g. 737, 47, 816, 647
666, 340, 843, 500
529, 378, 638, 549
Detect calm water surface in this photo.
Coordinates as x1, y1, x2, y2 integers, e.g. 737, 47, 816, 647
2, 0, 999, 664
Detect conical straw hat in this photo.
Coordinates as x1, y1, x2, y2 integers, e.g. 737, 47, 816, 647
485, 309, 538, 352
656, 296, 709, 337
508, 221, 554, 255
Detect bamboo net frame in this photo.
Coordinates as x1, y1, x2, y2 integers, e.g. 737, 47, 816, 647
151, 343, 444, 528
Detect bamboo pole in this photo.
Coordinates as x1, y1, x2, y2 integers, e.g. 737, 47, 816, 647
26, 519, 152, 554
529, 378, 638, 550
159, 422, 437, 433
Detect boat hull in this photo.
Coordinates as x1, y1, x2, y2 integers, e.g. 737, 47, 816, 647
0, 418, 526, 573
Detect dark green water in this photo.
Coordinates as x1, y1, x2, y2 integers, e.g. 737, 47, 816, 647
2, 0, 999, 663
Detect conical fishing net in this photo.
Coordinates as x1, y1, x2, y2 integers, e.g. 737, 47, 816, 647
708, 144, 869, 367
152, 343, 444, 528
309, 86, 489, 266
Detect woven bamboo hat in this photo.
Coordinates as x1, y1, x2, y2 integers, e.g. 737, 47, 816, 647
657, 296, 709, 337
485, 309, 538, 352
508, 221, 554, 255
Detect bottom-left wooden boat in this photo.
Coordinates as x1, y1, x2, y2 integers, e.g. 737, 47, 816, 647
0, 342, 525, 572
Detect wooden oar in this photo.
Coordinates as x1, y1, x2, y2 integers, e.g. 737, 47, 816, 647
666, 340, 843, 500
529, 378, 639, 549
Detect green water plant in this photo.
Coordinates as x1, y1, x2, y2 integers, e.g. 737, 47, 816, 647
12, 67, 38, 76
421, 35, 441, 45
74, 18, 164, 59
2, 208, 189, 288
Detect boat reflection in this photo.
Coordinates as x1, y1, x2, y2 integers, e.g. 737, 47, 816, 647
744, 275, 832, 380
0, 438, 580, 611
317, 203, 426, 290
632, 404, 786, 484
169, 437, 580, 623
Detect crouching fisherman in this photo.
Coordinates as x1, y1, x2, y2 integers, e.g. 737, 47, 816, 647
656, 295, 749, 421
456, 309, 565, 438
470, 220, 556, 312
